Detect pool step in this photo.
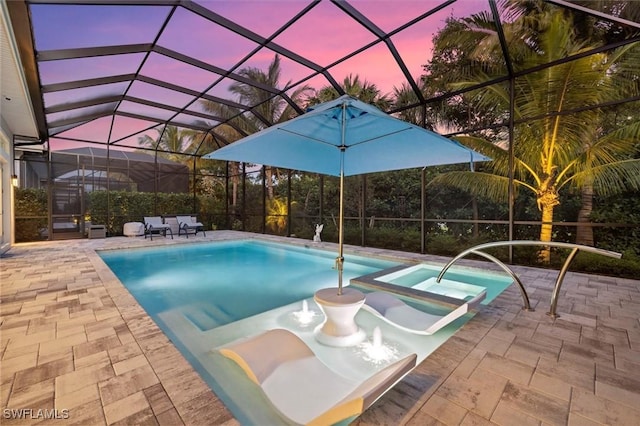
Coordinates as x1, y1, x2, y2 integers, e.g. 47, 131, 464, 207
182, 303, 234, 331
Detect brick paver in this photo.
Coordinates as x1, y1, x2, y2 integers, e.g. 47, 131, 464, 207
1, 232, 639, 425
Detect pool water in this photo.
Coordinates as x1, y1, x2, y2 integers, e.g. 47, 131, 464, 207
99, 239, 397, 328
98, 239, 512, 425
374, 262, 513, 304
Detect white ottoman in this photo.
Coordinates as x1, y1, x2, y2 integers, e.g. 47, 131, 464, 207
123, 222, 145, 237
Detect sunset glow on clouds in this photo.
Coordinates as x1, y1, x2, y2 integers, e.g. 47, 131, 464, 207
34, 0, 490, 151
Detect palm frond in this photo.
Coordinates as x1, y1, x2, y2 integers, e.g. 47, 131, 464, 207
453, 136, 507, 160
567, 159, 640, 196
606, 41, 640, 91
428, 171, 532, 203
597, 121, 640, 151
454, 135, 542, 184
558, 120, 640, 185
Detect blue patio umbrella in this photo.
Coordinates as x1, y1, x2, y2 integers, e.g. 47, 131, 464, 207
204, 95, 489, 295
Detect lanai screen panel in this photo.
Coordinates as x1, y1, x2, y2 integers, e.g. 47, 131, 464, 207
11, 0, 638, 155
50, 148, 189, 194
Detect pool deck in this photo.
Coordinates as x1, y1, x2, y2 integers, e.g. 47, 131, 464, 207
1, 231, 639, 425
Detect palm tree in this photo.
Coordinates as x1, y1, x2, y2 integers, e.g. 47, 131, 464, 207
265, 197, 295, 234
201, 54, 313, 199
308, 74, 392, 110
428, 7, 640, 262
420, 13, 506, 139
137, 125, 194, 162
392, 81, 429, 127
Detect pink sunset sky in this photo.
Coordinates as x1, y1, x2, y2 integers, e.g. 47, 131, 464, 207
31, 0, 489, 151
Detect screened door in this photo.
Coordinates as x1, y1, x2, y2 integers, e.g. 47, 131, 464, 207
50, 158, 87, 240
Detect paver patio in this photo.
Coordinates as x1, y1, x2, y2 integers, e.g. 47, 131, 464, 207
1, 231, 639, 425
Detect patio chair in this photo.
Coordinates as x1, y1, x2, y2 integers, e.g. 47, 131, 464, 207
143, 216, 173, 240
217, 328, 416, 426
361, 290, 486, 336
177, 215, 206, 238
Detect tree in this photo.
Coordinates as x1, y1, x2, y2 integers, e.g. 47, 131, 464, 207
427, 6, 640, 262
305, 74, 393, 229
184, 126, 245, 209
201, 54, 312, 199
266, 197, 295, 234
137, 125, 194, 163
421, 14, 506, 137
307, 74, 392, 110
392, 80, 439, 129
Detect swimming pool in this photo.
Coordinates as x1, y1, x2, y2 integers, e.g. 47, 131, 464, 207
99, 239, 397, 328
98, 239, 512, 425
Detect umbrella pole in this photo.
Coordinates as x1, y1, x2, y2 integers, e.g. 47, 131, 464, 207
336, 101, 347, 296
337, 169, 344, 295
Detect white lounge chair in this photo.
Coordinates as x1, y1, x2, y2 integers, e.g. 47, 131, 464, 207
361, 290, 486, 335
218, 329, 416, 426
177, 215, 206, 238
143, 216, 173, 240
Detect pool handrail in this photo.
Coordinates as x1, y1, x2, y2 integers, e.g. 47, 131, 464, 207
436, 240, 622, 318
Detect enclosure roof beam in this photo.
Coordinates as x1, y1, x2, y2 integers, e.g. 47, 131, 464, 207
42, 74, 136, 93
37, 44, 152, 61
331, 0, 425, 103
115, 111, 212, 131
546, 0, 640, 29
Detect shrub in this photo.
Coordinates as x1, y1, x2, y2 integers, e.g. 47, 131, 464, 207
426, 234, 461, 256
14, 188, 48, 242
571, 250, 640, 279
14, 188, 48, 216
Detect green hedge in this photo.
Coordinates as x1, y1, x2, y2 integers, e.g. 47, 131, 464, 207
13, 189, 639, 277
13, 190, 220, 239
88, 191, 208, 235
14, 188, 48, 242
